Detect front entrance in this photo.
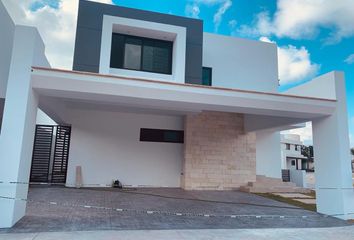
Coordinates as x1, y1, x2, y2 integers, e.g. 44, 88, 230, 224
30, 125, 71, 184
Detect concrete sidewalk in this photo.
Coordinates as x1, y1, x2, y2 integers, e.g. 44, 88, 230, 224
1, 227, 354, 240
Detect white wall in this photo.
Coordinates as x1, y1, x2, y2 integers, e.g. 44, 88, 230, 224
36, 109, 56, 125
256, 129, 282, 178
0, 25, 45, 228
290, 169, 307, 188
203, 33, 278, 93
66, 108, 184, 187
285, 72, 336, 99
0, 0, 15, 98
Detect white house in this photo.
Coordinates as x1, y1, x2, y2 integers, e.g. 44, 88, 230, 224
281, 134, 313, 171
1, 0, 354, 228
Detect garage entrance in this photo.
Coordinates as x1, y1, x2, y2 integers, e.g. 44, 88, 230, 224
30, 125, 71, 184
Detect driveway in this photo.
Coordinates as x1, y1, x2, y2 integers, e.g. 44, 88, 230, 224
0, 187, 350, 233
2, 227, 354, 240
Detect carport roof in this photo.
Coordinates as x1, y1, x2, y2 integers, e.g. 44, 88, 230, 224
30, 66, 336, 122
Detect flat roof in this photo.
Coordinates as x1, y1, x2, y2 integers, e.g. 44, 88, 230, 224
31, 67, 336, 103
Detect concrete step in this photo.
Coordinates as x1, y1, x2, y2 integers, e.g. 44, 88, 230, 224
248, 181, 297, 188
240, 185, 311, 194
239, 175, 311, 194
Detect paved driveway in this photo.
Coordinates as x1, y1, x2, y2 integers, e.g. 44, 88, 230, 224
0, 187, 350, 233
2, 227, 354, 240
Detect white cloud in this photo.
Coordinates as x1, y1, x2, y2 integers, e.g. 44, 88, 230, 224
228, 19, 237, 28
185, 0, 232, 32
3, 0, 112, 70
239, 0, 354, 44
344, 54, 354, 65
282, 122, 313, 146
185, 3, 200, 18
213, 0, 232, 32
259, 37, 320, 85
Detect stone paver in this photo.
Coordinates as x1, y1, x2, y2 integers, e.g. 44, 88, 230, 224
1, 227, 354, 240
273, 193, 314, 199
0, 187, 350, 233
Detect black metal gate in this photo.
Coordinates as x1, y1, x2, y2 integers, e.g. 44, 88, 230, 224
30, 125, 54, 183
30, 125, 71, 184
52, 126, 71, 184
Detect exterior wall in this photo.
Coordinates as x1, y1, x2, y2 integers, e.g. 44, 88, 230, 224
73, 0, 203, 84
182, 111, 256, 190
0, 25, 47, 228
203, 33, 278, 93
0, 1, 15, 98
287, 71, 354, 219
66, 108, 184, 188
256, 130, 281, 178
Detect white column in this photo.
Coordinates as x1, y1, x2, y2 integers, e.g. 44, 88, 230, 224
312, 72, 354, 219
256, 130, 282, 178
0, 26, 42, 228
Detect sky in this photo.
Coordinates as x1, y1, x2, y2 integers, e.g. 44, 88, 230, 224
3, 0, 354, 147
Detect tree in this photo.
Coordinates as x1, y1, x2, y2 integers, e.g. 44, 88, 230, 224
301, 145, 314, 159
301, 145, 314, 171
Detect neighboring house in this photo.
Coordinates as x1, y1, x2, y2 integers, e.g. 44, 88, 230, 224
281, 134, 314, 171
0, 0, 353, 227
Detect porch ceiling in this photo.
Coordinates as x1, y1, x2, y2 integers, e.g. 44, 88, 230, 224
31, 67, 336, 123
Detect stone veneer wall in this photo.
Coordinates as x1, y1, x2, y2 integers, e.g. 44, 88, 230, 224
182, 111, 256, 190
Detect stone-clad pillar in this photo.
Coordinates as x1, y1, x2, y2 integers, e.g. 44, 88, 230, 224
182, 111, 256, 190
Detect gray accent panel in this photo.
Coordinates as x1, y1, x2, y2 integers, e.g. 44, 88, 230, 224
185, 44, 203, 80
74, 27, 102, 66
73, 0, 203, 84
74, 64, 100, 73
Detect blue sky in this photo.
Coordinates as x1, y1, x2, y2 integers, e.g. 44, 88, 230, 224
17, 0, 354, 146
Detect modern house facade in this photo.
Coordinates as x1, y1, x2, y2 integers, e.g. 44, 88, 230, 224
0, 0, 354, 228
281, 134, 313, 171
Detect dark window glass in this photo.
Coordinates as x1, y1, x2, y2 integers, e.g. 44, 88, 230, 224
140, 128, 184, 143
110, 33, 173, 75
291, 160, 296, 166
110, 34, 125, 68
142, 40, 154, 72
202, 67, 212, 86
124, 38, 142, 70
286, 143, 290, 150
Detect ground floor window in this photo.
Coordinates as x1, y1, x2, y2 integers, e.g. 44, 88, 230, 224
140, 128, 184, 143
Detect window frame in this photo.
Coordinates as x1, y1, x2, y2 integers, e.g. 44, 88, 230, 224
285, 143, 290, 150
110, 33, 173, 75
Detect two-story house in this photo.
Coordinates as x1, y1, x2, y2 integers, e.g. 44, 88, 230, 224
0, 0, 353, 228
281, 134, 313, 171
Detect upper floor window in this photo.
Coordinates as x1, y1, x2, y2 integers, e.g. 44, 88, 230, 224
285, 143, 290, 150
202, 67, 212, 86
110, 33, 173, 75
295, 145, 300, 151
